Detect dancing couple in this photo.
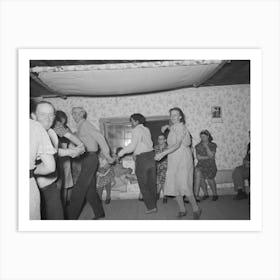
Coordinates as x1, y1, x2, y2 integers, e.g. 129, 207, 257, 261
118, 108, 202, 219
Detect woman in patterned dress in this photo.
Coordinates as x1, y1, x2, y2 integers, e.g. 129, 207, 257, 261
155, 107, 201, 219
154, 134, 168, 203
194, 130, 218, 201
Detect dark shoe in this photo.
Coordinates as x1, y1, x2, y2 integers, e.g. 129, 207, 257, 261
196, 197, 201, 203
177, 211, 187, 218
105, 198, 111, 204
145, 208, 157, 214
212, 195, 219, 201
234, 191, 247, 200
163, 196, 168, 204
202, 195, 209, 200
183, 198, 189, 204
92, 213, 105, 220
138, 197, 144, 201
193, 208, 202, 220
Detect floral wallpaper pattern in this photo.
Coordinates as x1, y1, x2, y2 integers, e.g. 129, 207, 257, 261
45, 84, 250, 170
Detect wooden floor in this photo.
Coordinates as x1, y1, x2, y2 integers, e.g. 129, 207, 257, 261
79, 195, 250, 220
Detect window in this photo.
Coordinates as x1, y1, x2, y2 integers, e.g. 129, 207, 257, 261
105, 122, 132, 153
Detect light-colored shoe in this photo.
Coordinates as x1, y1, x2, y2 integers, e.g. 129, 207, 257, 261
145, 208, 157, 214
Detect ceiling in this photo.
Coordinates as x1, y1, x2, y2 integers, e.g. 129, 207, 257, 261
30, 60, 250, 98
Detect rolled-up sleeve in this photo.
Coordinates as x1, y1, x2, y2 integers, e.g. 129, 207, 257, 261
121, 127, 140, 154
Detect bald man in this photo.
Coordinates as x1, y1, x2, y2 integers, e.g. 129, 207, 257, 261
31, 101, 83, 219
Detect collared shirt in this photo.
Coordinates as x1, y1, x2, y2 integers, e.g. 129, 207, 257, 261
76, 119, 110, 155
30, 120, 56, 170
122, 124, 153, 156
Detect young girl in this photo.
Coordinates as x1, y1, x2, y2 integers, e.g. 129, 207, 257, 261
96, 152, 116, 204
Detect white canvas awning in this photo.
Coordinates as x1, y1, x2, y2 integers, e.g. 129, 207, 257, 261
30, 60, 225, 96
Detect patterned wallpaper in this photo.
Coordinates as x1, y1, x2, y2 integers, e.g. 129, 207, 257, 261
45, 84, 250, 170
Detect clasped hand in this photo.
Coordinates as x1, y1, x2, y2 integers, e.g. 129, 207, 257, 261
154, 153, 164, 161
69, 144, 85, 158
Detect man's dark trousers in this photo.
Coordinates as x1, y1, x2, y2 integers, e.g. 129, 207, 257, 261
135, 151, 157, 210
67, 152, 105, 219
40, 181, 64, 220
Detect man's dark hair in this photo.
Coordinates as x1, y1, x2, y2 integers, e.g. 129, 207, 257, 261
130, 113, 146, 125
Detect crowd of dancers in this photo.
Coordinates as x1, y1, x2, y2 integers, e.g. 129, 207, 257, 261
30, 100, 250, 220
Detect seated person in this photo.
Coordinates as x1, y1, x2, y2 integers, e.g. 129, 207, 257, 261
194, 130, 218, 201
97, 152, 116, 204
232, 132, 250, 200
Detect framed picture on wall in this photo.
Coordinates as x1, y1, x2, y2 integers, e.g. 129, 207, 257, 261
211, 106, 223, 123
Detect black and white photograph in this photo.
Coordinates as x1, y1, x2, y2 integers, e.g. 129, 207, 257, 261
1, 1, 280, 280
18, 49, 261, 231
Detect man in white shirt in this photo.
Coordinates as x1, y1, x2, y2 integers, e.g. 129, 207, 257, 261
31, 101, 84, 219
118, 114, 157, 213
30, 119, 56, 220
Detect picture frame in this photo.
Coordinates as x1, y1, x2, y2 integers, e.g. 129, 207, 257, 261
211, 105, 223, 122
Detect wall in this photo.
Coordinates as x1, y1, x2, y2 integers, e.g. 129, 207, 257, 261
45, 84, 250, 170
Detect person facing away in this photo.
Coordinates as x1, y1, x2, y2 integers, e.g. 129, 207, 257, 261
194, 130, 218, 202
67, 106, 114, 220
118, 113, 157, 214
155, 107, 201, 219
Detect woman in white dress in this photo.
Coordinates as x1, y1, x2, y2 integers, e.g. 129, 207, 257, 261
155, 107, 202, 219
